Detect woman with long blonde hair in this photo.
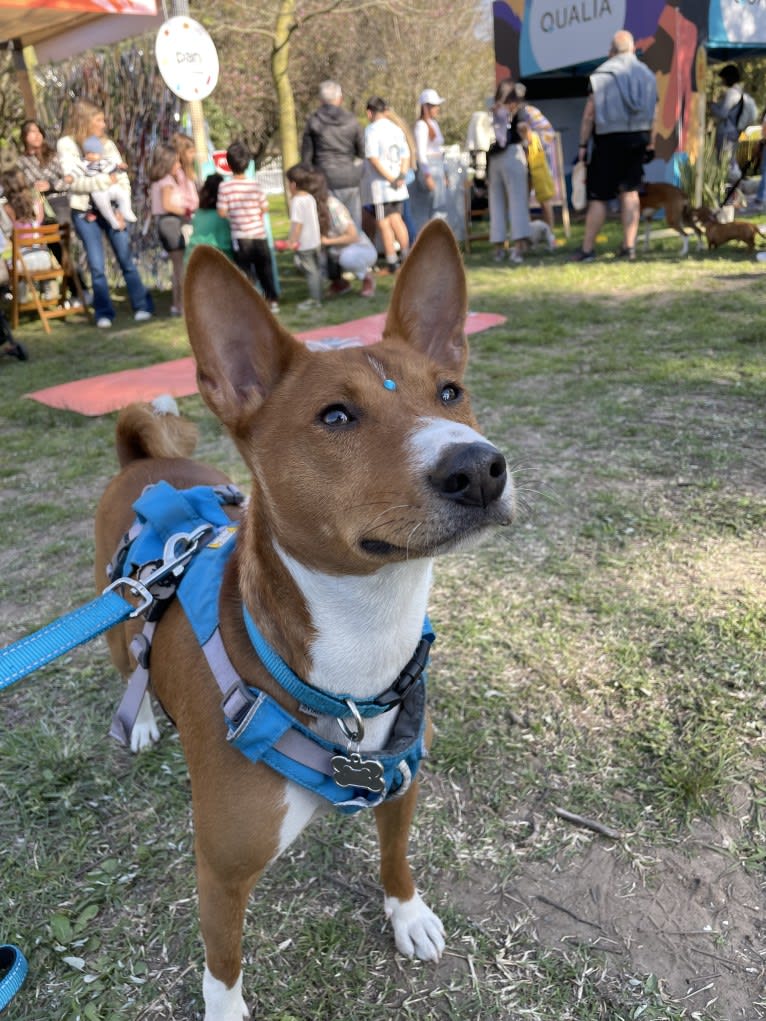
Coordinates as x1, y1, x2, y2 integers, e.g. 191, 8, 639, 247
57, 98, 153, 328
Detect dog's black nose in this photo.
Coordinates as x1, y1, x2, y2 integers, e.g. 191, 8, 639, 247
431, 442, 507, 508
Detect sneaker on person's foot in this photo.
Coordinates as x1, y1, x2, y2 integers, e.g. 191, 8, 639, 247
360, 274, 376, 298
570, 248, 596, 263
269, 301, 280, 314
617, 245, 636, 261
297, 298, 321, 311
509, 249, 524, 265
96, 317, 112, 329
134, 310, 152, 322
329, 278, 352, 296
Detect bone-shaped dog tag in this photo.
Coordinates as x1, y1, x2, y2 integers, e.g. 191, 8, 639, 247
331, 752, 386, 794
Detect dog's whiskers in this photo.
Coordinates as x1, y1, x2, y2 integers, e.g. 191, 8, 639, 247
363, 504, 417, 531
404, 522, 424, 561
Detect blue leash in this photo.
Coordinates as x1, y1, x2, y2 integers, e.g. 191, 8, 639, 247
0, 946, 28, 1013
0, 589, 141, 692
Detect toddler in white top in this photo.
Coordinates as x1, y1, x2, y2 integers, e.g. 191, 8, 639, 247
81, 135, 137, 230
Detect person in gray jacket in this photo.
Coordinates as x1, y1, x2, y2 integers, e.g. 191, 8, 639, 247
571, 30, 657, 262
301, 81, 365, 230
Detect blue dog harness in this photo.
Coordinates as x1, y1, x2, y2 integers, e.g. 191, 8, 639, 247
109, 483, 434, 813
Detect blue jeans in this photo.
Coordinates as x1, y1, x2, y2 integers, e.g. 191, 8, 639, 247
72, 209, 153, 322
410, 162, 447, 238
294, 248, 323, 302
330, 186, 362, 231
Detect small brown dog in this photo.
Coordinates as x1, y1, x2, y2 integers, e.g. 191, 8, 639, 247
639, 182, 704, 256
695, 206, 766, 251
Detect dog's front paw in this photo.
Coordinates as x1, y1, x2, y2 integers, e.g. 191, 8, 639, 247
203, 967, 250, 1021
129, 692, 160, 753
384, 892, 445, 962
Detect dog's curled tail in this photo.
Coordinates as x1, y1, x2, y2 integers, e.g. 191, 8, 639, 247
115, 395, 198, 467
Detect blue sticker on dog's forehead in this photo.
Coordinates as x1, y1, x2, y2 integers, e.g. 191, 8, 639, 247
367, 354, 397, 390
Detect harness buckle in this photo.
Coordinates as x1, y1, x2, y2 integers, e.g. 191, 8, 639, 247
374, 637, 432, 709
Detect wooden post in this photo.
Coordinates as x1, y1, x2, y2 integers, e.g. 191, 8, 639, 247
168, 0, 206, 183
694, 44, 707, 209
12, 40, 37, 120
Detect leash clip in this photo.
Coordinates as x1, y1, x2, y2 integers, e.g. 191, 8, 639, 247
155, 524, 215, 582
102, 524, 214, 619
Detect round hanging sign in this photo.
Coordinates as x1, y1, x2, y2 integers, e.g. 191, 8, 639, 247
155, 16, 219, 102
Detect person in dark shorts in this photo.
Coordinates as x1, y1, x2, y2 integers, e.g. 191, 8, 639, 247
571, 30, 657, 262
361, 97, 411, 274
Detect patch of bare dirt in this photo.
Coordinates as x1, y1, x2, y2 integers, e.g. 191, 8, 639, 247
455, 804, 766, 1019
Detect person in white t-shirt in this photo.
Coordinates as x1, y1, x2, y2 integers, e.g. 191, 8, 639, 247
412, 88, 447, 235
362, 96, 410, 273
281, 163, 323, 309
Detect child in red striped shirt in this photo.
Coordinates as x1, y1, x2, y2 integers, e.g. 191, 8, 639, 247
216, 140, 279, 312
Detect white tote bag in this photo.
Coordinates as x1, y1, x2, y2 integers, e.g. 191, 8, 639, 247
571, 160, 587, 211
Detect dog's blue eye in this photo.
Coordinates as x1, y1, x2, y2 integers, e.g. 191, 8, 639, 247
321, 405, 354, 426
440, 384, 461, 404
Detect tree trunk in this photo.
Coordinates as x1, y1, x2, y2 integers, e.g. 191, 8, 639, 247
272, 0, 299, 186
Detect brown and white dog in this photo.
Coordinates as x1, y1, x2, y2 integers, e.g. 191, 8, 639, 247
639, 182, 704, 256
694, 206, 766, 251
94, 220, 514, 1020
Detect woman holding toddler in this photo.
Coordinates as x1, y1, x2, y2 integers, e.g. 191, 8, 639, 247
57, 98, 153, 328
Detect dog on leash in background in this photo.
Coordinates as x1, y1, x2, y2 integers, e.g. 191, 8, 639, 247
638, 182, 704, 256
694, 206, 766, 251
95, 220, 514, 1021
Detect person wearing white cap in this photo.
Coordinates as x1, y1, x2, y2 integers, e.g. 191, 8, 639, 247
412, 88, 447, 236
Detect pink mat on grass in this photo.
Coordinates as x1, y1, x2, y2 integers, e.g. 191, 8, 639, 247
25, 312, 506, 417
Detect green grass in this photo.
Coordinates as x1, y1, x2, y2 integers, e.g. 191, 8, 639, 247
1, 213, 765, 1020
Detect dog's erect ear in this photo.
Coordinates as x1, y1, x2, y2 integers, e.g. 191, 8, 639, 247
383, 219, 468, 373
184, 246, 303, 435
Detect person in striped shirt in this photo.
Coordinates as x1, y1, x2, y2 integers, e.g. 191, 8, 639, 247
216, 140, 279, 312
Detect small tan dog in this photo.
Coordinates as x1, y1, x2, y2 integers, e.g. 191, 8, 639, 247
639, 182, 704, 256
695, 206, 766, 251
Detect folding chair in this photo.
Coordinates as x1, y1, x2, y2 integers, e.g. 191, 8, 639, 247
10, 223, 91, 334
